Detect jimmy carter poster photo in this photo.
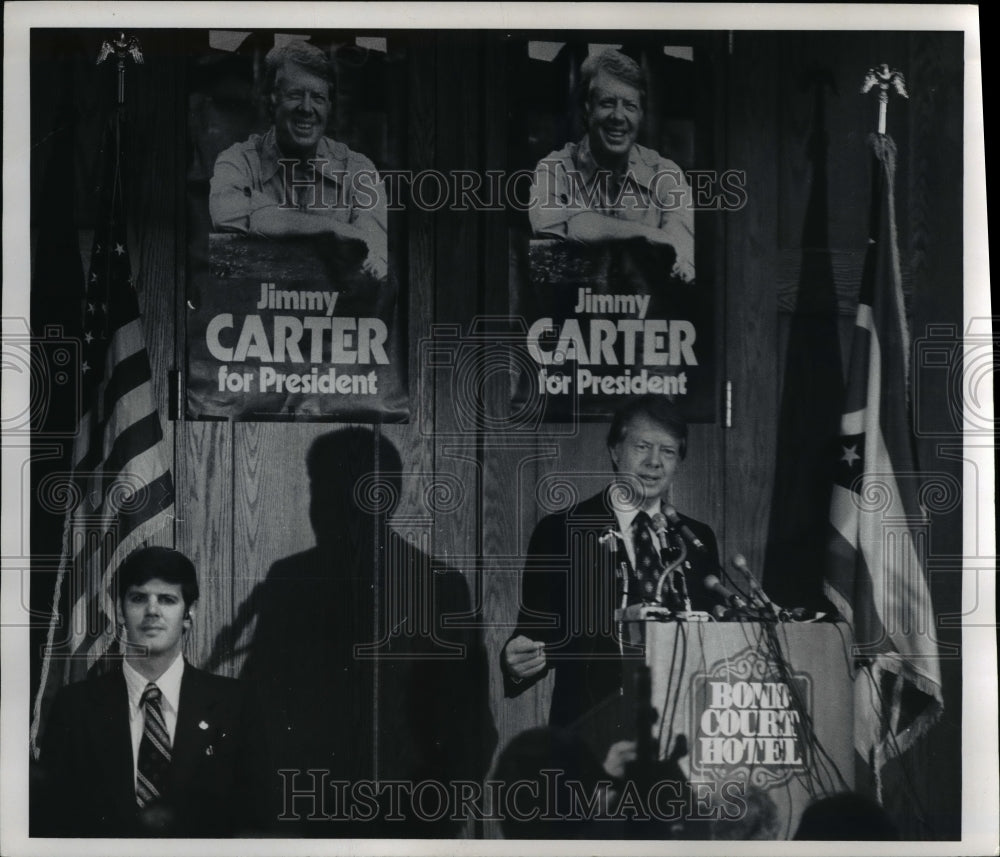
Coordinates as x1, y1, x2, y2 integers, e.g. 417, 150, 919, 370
510, 39, 723, 422
186, 30, 408, 421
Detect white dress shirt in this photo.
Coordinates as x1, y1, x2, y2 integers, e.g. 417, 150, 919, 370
122, 653, 184, 786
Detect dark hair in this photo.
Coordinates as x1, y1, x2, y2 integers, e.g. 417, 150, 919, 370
492, 727, 607, 839
579, 48, 646, 111
793, 792, 899, 840
117, 547, 199, 609
262, 40, 336, 99
711, 785, 779, 840
607, 395, 688, 460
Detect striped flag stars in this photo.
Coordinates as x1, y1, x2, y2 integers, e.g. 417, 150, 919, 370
30, 118, 175, 759
825, 132, 942, 795
840, 445, 860, 468
838, 435, 864, 472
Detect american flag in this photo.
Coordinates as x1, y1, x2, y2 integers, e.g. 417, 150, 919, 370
826, 132, 943, 793
30, 117, 175, 757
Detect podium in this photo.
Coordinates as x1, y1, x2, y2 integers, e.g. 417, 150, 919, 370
640, 620, 855, 838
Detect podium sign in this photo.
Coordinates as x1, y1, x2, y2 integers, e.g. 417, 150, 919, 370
644, 622, 854, 838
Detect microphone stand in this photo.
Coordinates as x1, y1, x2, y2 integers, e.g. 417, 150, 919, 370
602, 529, 633, 656
730, 555, 789, 622
654, 527, 686, 611
653, 513, 710, 622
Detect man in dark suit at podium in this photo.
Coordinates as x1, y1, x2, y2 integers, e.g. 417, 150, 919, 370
502, 395, 722, 729
34, 547, 269, 837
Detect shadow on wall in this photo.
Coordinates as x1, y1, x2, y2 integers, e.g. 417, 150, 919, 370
205, 427, 498, 837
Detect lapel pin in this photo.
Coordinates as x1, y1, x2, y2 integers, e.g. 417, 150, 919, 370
198, 720, 209, 730
205, 745, 214, 756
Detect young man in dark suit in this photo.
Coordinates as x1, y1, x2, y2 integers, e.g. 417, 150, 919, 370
34, 547, 270, 837
502, 395, 722, 729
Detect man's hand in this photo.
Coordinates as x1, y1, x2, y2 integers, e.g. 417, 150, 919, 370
670, 256, 695, 283
503, 635, 547, 681
642, 224, 695, 283
602, 739, 638, 779
362, 250, 388, 280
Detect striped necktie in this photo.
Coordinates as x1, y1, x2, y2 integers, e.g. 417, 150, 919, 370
136, 682, 172, 807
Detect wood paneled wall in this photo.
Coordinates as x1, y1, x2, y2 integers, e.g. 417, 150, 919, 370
30, 28, 964, 840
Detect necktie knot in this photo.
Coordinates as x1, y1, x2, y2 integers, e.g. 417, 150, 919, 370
141, 683, 162, 707
632, 511, 652, 539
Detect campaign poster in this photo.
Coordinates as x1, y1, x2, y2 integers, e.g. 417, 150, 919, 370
186, 30, 408, 420
509, 39, 720, 422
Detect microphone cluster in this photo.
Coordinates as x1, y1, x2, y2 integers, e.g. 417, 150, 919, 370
609, 512, 815, 623
705, 555, 790, 622
663, 505, 707, 553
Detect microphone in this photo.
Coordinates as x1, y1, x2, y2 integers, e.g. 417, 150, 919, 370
703, 574, 749, 612
600, 526, 624, 556
674, 564, 692, 612
649, 513, 683, 610
650, 512, 672, 557
663, 505, 707, 553
731, 554, 786, 619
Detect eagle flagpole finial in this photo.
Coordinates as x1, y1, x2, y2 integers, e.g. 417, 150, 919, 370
861, 63, 908, 135
96, 32, 144, 105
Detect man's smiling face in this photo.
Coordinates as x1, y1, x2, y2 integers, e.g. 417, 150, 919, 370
585, 69, 643, 166
272, 61, 331, 158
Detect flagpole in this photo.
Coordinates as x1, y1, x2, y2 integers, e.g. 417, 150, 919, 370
96, 34, 144, 162
97, 33, 143, 333
31, 31, 170, 760
97, 31, 145, 106
861, 63, 908, 135
826, 63, 943, 813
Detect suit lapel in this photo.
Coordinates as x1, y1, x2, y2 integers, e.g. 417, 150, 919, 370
88, 668, 139, 820
170, 665, 217, 791
565, 490, 633, 629
592, 488, 635, 578
588, 489, 642, 653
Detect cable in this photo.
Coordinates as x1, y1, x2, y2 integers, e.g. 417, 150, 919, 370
655, 617, 684, 755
